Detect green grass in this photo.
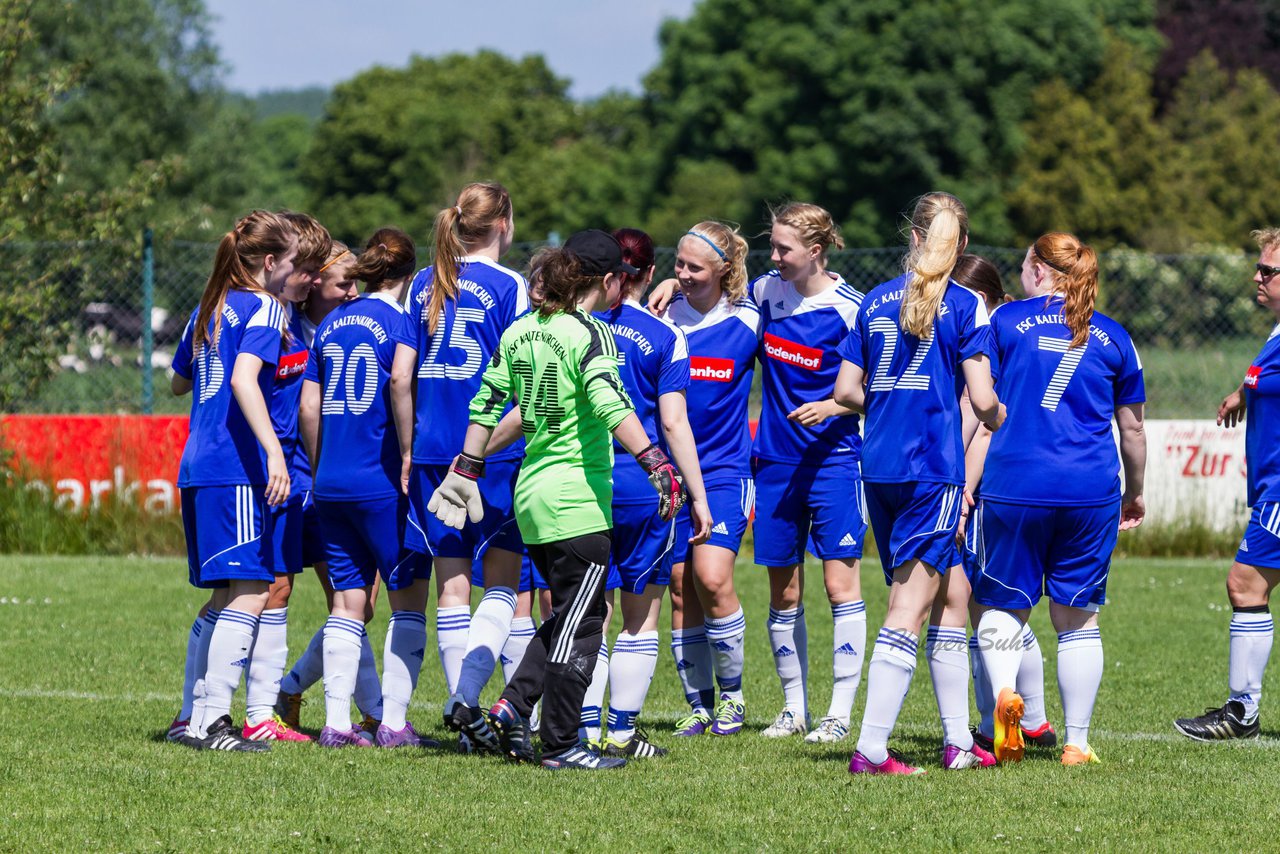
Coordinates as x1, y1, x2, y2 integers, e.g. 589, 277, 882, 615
1139, 339, 1258, 419
0, 551, 1269, 851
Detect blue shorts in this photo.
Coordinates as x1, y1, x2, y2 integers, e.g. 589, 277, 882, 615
300, 490, 326, 567
753, 460, 866, 567
960, 511, 981, 585
317, 494, 432, 592
674, 477, 753, 564
267, 492, 304, 576
864, 480, 962, 581
971, 499, 1120, 610
405, 459, 524, 559
470, 549, 538, 593
1236, 502, 1280, 570
610, 501, 677, 594
181, 485, 274, 588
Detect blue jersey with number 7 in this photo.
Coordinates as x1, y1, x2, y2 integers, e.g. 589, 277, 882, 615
394, 256, 530, 465
306, 292, 405, 501
982, 294, 1145, 506
839, 274, 993, 485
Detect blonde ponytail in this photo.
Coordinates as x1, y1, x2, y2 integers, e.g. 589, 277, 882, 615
901, 192, 968, 339
682, 220, 749, 303
428, 182, 512, 334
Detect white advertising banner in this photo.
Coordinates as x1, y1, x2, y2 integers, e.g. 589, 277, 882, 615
1142, 420, 1248, 531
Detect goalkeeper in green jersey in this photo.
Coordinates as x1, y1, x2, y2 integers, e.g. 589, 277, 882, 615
427, 229, 709, 769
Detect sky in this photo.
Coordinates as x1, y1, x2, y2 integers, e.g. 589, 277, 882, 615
205, 0, 699, 99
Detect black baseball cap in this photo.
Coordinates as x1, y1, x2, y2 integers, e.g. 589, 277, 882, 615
563, 229, 640, 276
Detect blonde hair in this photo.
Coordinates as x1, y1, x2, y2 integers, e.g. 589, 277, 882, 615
429, 182, 512, 333
1253, 228, 1280, 254
901, 192, 968, 339
679, 221, 749, 303
770, 202, 845, 262
1033, 232, 1098, 349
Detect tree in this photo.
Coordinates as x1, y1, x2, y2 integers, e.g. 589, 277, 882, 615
642, 0, 1149, 244
1155, 0, 1280, 103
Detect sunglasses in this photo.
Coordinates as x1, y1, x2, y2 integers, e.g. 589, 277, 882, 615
1258, 262, 1280, 280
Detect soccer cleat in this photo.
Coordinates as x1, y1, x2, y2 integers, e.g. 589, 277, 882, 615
358, 713, 381, 738
942, 742, 997, 769
971, 727, 994, 753
804, 716, 850, 743
318, 726, 372, 748
602, 727, 668, 759
489, 699, 536, 764
849, 748, 925, 775
711, 697, 745, 736
993, 687, 1025, 764
444, 693, 501, 753
376, 721, 438, 749
166, 717, 189, 743
1061, 744, 1101, 766
761, 709, 808, 738
243, 715, 312, 743
274, 690, 304, 730
674, 710, 713, 737
198, 715, 270, 752
1174, 701, 1260, 742
456, 732, 475, 754
541, 744, 627, 770
1021, 721, 1058, 747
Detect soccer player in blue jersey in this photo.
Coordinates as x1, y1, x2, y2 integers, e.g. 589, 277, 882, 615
301, 228, 438, 749
972, 231, 1146, 766
169, 210, 297, 752
238, 211, 331, 744
835, 192, 1005, 775
592, 228, 711, 758
662, 221, 761, 738
389, 182, 529, 751
1174, 228, 1280, 744
753, 204, 868, 741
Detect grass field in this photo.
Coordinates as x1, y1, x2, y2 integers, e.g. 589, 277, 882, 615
0, 550, 1271, 851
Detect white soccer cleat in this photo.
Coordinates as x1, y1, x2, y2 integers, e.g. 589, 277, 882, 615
760, 709, 809, 738
803, 715, 850, 743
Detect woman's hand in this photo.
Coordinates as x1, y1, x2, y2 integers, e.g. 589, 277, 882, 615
688, 497, 713, 545
1218, 386, 1246, 428
265, 450, 291, 507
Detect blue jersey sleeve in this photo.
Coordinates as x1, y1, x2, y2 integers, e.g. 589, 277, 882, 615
1114, 335, 1145, 406
242, 295, 284, 365
304, 338, 322, 383
839, 308, 866, 369
172, 314, 195, 379
659, 328, 690, 395
958, 294, 993, 361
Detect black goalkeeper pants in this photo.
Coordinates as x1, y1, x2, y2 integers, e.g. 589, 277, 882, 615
500, 530, 611, 754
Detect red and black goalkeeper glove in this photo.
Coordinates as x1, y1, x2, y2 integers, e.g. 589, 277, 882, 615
636, 443, 685, 521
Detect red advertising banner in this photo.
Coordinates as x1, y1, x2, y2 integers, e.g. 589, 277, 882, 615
1, 415, 188, 514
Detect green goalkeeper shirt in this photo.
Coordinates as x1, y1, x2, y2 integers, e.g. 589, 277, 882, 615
469, 308, 635, 544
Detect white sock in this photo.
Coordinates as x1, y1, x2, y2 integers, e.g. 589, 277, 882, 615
436, 606, 471, 696
456, 587, 516, 705
607, 631, 660, 742
501, 616, 537, 684
1057, 627, 1103, 749
280, 626, 324, 695
1229, 609, 1273, 723
322, 615, 363, 731
768, 606, 807, 717
671, 626, 715, 713
829, 600, 867, 723
854, 628, 919, 765
796, 605, 810, 697
353, 629, 383, 720
201, 608, 258, 736
383, 610, 427, 731
970, 633, 994, 738
179, 614, 204, 721
579, 637, 610, 742
705, 608, 746, 702
977, 609, 1025, 705
185, 609, 219, 732
926, 625, 973, 749
245, 607, 288, 725
1018, 625, 1048, 730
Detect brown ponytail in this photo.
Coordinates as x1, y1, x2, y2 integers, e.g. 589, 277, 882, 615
537, 249, 604, 317
194, 210, 295, 351
1033, 232, 1098, 349
349, 228, 417, 293
428, 182, 512, 333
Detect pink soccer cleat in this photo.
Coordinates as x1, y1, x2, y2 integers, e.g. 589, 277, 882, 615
942, 742, 997, 769
849, 749, 926, 776
243, 715, 313, 742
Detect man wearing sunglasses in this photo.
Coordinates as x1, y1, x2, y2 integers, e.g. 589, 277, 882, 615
1175, 228, 1280, 742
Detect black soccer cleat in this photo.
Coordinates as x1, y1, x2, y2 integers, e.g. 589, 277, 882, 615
1021, 721, 1059, 748
970, 726, 994, 753
444, 694, 500, 753
1174, 701, 1260, 742
541, 744, 627, 770
198, 715, 271, 752
602, 726, 669, 759
488, 699, 536, 764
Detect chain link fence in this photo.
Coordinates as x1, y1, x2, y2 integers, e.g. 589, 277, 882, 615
2, 237, 1267, 418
